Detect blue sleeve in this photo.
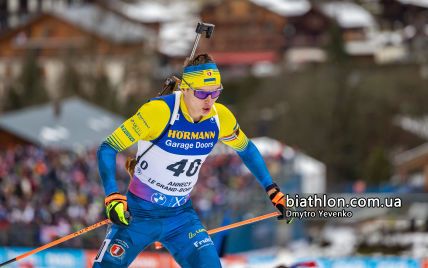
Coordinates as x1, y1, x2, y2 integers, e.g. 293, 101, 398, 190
236, 140, 273, 189
97, 141, 119, 196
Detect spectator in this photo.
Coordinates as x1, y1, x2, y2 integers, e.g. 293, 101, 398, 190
0, 144, 287, 248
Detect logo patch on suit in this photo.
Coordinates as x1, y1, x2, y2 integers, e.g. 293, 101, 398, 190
136, 167, 142, 175
110, 244, 125, 257
151, 193, 167, 205
193, 237, 214, 250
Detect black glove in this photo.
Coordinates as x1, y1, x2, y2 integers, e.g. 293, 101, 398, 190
105, 193, 131, 226
266, 183, 294, 224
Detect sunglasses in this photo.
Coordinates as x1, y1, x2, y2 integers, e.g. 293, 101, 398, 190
181, 78, 223, 100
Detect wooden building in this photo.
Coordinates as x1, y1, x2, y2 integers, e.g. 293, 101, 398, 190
0, 0, 96, 33
200, 0, 290, 65
199, 0, 380, 67
0, 4, 155, 58
0, 3, 156, 104
380, 0, 428, 29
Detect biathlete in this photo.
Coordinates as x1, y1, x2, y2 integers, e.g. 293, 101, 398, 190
93, 54, 293, 268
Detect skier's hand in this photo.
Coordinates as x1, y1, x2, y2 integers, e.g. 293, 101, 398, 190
266, 183, 294, 224
105, 193, 131, 226
125, 157, 136, 179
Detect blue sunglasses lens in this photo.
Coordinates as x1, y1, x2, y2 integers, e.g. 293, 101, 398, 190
211, 89, 222, 99
193, 89, 222, 99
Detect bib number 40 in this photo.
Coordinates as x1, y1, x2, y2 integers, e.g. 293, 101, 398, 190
167, 159, 202, 177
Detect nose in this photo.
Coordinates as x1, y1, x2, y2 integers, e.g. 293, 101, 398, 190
204, 95, 215, 104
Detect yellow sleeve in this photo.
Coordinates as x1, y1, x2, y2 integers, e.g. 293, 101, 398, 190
105, 100, 170, 151
216, 103, 249, 151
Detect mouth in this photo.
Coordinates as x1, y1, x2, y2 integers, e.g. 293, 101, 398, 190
202, 107, 211, 113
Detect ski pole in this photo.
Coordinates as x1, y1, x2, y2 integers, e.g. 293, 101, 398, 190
154, 211, 280, 249
0, 219, 110, 267
1, 212, 280, 266
159, 21, 215, 96
208, 211, 280, 235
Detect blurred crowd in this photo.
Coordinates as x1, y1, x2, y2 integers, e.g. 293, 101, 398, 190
192, 152, 286, 227
0, 145, 126, 248
2, 144, 428, 258
0, 144, 285, 248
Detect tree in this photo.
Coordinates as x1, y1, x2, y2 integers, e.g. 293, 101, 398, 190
4, 51, 49, 111
60, 52, 82, 98
230, 25, 428, 190
363, 146, 391, 184
89, 66, 118, 112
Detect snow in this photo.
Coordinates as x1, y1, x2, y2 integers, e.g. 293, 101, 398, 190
159, 19, 200, 57
397, 0, 428, 8
249, 0, 311, 17
115, 0, 198, 23
346, 40, 378, 55
252, 137, 284, 156
52, 4, 154, 43
294, 153, 326, 193
395, 115, 428, 140
321, 2, 376, 29
109, 0, 200, 56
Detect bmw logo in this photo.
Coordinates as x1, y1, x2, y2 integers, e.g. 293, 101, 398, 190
151, 193, 167, 205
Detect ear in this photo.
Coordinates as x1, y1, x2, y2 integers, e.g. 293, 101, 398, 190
179, 83, 189, 93
180, 86, 189, 95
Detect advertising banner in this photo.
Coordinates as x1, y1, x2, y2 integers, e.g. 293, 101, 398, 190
85, 250, 179, 268
0, 247, 85, 268
315, 257, 421, 268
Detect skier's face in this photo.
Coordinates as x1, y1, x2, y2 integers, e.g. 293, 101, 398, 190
182, 84, 222, 119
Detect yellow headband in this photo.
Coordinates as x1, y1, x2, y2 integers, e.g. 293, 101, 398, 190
180, 63, 221, 89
